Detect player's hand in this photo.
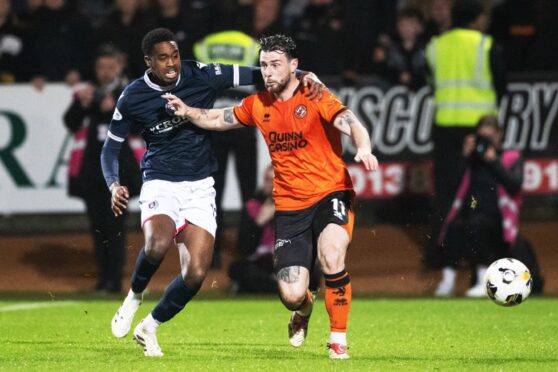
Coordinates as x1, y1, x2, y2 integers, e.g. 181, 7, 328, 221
354, 150, 379, 171
299, 71, 327, 100
162, 94, 189, 117
109, 182, 129, 217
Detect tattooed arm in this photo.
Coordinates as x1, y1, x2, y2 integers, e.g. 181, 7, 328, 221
162, 94, 243, 131
333, 110, 379, 171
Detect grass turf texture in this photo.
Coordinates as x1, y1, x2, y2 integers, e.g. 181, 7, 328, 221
0, 297, 556, 371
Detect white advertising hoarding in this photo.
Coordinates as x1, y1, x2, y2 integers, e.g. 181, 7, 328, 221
0, 84, 262, 214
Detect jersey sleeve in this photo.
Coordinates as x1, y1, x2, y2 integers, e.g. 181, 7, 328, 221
315, 90, 347, 124
107, 93, 132, 141
101, 93, 132, 187
196, 62, 238, 90
198, 62, 261, 90
233, 95, 256, 126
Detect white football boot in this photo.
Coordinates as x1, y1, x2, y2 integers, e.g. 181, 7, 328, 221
111, 290, 142, 338
328, 342, 350, 359
288, 293, 315, 347
133, 319, 164, 357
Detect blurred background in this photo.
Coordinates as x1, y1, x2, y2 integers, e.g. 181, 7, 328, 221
0, 0, 557, 296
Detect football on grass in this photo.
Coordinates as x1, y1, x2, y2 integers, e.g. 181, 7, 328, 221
484, 258, 532, 306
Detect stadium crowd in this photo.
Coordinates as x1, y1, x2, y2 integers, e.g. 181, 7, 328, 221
1, 0, 558, 86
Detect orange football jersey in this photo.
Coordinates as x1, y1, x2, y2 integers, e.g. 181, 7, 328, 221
233, 85, 354, 211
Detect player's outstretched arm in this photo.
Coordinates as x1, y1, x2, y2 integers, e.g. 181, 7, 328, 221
333, 110, 379, 171
163, 94, 243, 131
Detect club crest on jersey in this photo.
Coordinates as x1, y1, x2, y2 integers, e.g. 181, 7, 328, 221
294, 104, 307, 119
112, 108, 122, 121
148, 200, 158, 209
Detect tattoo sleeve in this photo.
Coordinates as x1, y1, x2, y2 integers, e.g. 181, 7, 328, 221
223, 108, 234, 124
339, 111, 355, 126
277, 267, 301, 284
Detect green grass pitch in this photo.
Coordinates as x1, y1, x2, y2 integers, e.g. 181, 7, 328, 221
0, 296, 556, 371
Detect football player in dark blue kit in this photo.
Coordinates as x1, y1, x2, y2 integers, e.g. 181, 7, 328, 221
100, 28, 325, 357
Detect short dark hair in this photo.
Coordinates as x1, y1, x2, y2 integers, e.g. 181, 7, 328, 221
141, 28, 176, 56
398, 7, 424, 24
451, 0, 484, 29
258, 34, 298, 59
95, 44, 123, 60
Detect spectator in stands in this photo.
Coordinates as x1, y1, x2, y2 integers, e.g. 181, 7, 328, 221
435, 115, 523, 297
17, 0, 42, 25
424, 0, 452, 40
63, 45, 142, 293
27, 0, 93, 88
490, 0, 558, 72
229, 165, 321, 293
75, 0, 112, 28
96, 0, 155, 77
342, 0, 398, 84
224, 0, 283, 38
155, 0, 216, 60
373, 7, 427, 90
0, 0, 28, 82
293, 0, 345, 75
251, 0, 283, 37
282, 0, 310, 30
424, 0, 507, 269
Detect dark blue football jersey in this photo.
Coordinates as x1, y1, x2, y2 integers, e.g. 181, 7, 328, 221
106, 61, 253, 183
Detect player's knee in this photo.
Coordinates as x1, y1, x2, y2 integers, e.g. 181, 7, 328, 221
144, 232, 174, 261
184, 263, 207, 286
279, 288, 307, 311
318, 245, 345, 274
281, 293, 307, 311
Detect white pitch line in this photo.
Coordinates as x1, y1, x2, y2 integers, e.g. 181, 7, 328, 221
0, 301, 77, 312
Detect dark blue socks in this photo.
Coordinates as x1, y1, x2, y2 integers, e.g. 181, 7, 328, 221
131, 248, 161, 294
151, 275, 201, 323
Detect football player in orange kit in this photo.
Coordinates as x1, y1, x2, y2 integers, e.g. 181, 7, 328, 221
163, 34, 378, 359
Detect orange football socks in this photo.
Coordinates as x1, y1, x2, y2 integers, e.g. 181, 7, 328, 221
324, 269, 352, 333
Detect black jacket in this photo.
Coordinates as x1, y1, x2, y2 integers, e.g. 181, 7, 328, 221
64, 83, 141, 199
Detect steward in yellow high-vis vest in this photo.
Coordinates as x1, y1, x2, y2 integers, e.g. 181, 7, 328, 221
427, 29, 497, 126
424, 0, 507, 270
194, 30, 260, 66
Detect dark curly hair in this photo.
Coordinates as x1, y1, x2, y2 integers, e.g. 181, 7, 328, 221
258, 34, 298, 59
141, 28, 177, 56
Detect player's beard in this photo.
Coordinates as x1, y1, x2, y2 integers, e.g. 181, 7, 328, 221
265, 76, 290, 94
